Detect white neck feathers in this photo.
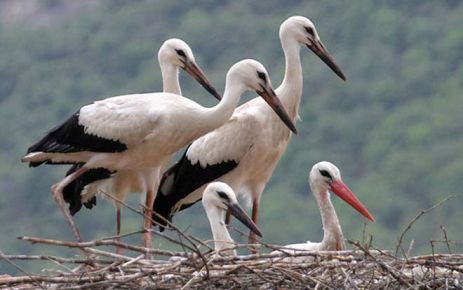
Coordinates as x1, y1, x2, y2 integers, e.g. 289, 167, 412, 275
160, 61, 182, 95
314, 189, 345, 251
206, 206, 236, 256
278, 36, 303, 120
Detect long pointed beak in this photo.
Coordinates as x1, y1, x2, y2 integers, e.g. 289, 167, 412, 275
307, 39, 346, 81
257, 85, 298, 134
227, 202, 263, 237
183, 60, 222, 100
330, 179, 375, 222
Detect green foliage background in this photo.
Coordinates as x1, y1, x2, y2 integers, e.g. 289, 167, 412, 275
0, 0, 462, 274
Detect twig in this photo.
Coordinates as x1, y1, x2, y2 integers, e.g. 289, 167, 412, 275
440, 225, 452, 254
350, 240, 412, 287
100, 191, 210, 277
19, 236, 187, 257
395, 194, 457, 256
0, 250, 46, 290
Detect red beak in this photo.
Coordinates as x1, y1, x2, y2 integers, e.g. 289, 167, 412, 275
330, 180, 375, 222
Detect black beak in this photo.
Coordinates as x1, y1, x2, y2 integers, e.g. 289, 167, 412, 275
257, 85, 298, 134
226, 202, 263, 238
307, 39, 346, 81
183, 60, 222, 100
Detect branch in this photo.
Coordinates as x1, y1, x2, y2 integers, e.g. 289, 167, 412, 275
395, 194, 458, 256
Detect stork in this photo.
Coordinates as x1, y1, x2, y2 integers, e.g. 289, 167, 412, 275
153, 16, 346, 246
22, 59, 296, 252
61, 38, 222, 251
202, 182, 262, 256
275, 161, 374, 254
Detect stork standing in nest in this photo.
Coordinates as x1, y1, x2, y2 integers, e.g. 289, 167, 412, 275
153, 16, 346, 248
22, 59, 296, 253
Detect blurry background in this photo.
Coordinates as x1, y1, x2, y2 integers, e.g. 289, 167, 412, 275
0, 0, 462, 274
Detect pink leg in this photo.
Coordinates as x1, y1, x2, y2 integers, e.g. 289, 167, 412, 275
143, 190, 155, 258
248, 198, 260, 250
51, 167, 89, 242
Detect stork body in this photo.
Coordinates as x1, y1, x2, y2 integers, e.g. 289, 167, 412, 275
202, 182, 262, 256
153, 16, 346, 246
22, 59, 296, 251
277, 161, 375, 253
62, 39, 221, 250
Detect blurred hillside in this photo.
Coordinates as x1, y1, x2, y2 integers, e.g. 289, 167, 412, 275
0, 0, 462, 274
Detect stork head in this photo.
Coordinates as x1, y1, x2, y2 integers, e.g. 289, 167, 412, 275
280, 16, 346, 81
158, 38, 221, 100
309, 161, 375, 222
226, 59, 297, 134
203, 182, 262, 238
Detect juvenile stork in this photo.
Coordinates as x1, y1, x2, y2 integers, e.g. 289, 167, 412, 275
153, 16, 346, 245
61, 38, 221, 249
202, 182, 262, 256
276, 161, 374, 253
22, 59, 296, 251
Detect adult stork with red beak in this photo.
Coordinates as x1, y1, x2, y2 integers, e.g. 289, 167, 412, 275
277, 161, 375, 252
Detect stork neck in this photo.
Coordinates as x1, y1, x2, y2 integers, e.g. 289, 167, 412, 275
278, 37, 303, 118
160, 62, 181, 95
206, 207, 237, 256
205, 80, 244, 127
314, 189, 345, 251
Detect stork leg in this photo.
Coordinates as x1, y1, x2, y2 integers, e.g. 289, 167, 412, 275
143, 190, 155, 258
115, 205, 123, 255
248, 184, 264, 253
248, 198, 260, 249
51, 167, 89, 242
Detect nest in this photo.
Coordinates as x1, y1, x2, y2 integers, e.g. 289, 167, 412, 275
1, 235, 462, 289
1, 194, 462, 289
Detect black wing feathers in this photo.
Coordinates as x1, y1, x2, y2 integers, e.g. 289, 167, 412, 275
27, 112, 127, 167
152, 148, 238, 230
63, 163, 114, 215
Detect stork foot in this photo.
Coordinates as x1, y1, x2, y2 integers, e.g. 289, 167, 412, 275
51, 183, 83, 242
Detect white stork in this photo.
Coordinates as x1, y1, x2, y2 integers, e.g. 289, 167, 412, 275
22, 59, 296, 251
61, 38, 221, 250
275, 161, 374, 254
153, 16, 346, 246
202, 182, 262, 256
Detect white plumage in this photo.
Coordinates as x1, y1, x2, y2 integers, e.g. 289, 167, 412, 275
154, 16, 346, 245
60, 39, 221, 252
275, 161, 375, 254
202, 182, 262, 256
23, 57, 296, 252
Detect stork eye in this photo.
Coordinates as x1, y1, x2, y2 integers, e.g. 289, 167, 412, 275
319, 169, 332, 179
217, 191, 230, 202
304, 26, 314, 37
257, 71, 267, 83
175, 49, 186, 57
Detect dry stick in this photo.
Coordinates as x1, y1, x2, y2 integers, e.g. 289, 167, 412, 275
100, 191, 211, 277
0, 255, 110, 265
147, 229, 197, 253
350, 240, 412, 287
0, 250, 45, 290
395, 194, 457, 257
187, 233, 214, 252
98, 229, 146, 242
341, 267, 359, 290
19, 236, 185, 258
440, 225, 452, 254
